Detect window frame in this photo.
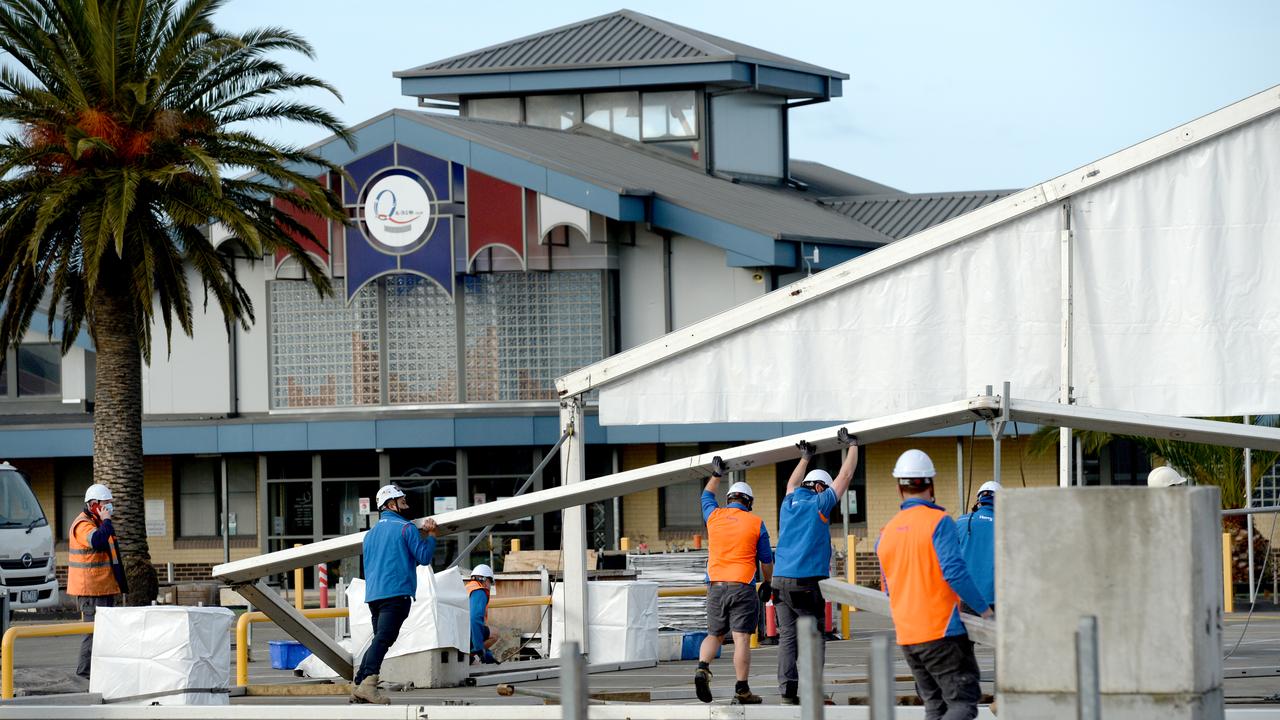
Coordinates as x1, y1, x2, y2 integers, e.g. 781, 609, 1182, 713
174, 455, 259, 539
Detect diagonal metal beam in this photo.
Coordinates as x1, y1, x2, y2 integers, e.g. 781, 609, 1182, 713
213, 396, 1001, 583
1007, 399, 1280, 452
234, 581, 354, 681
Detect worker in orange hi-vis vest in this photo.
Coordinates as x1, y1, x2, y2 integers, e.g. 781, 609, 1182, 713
694, 456, 773, 706
876, 450, 993, 720
466, 563, 498, 664
68, 483, 128, 680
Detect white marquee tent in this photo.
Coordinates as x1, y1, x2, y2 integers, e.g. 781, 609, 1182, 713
558, 85, 1280, 425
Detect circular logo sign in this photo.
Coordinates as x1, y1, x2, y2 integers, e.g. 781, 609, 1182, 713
361, 172, 435, 252
20, 553, 32, 568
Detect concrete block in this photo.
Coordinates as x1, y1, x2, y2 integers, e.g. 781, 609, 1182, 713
997, 487, 1222, 718
379, 647, 469, 689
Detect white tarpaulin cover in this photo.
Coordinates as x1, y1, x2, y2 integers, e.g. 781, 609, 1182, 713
346, 565, 469, 660
551, 581, 659, 663
89, 606, 233, 705
599, 109, 1280, 424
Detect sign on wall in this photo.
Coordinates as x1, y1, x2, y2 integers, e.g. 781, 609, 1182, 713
144, 499, 166, 537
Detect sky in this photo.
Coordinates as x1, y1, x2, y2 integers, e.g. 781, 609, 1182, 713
218, 0, 1279, 193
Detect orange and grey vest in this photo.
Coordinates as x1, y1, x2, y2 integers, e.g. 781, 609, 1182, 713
466, 580, 489, 622
876, 504, 960, 645
706, 507, 763, 584
68, 512, 121, 597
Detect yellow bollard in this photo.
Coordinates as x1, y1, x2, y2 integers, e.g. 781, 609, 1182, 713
842, 534, 858, 639
750, 632, 759, 649
1224, 532, 1234, 614
511, 538, 521, 553
294, 544, 304, 611
620, 536, 630, 551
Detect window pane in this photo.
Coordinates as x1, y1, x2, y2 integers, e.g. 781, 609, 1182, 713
269, 280, 381, 408
467, 98, 521, 123
584, 92, 640, 140
176, 457, 218, 536
17, 345, 60, 396
525, 95, 580, 130
227, 456, 257, 536
663, 482, 703, 529
463, 271, 605, 402
642, 90, 697, 140
385, 275, 458, 404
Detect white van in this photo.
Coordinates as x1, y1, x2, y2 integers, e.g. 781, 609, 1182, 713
0, 461, 59, 609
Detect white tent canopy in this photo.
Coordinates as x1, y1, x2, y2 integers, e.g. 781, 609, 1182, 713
557, 85, 1280, 424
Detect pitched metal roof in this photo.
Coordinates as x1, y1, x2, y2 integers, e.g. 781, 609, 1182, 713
398, 111, 889, 247
821, 190, 1016, 241
789, 160, 901, 197
395, 9, 847, 79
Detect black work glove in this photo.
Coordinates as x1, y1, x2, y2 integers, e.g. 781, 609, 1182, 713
758, 581, 773, 605
710, 456, 727, 478
836, 427, 858, 447
796, 440, 816, 462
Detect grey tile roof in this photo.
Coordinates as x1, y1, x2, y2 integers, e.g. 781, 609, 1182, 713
789, 160, 901, 197
395, 9, 847, 80
398, 111, 889, 247
821, 190, 1016, 241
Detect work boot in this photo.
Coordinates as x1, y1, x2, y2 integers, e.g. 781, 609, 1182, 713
780, 695, 799, 705
694, 666, 714, 703
732, 688, 763, 705
351, 675, 389, 704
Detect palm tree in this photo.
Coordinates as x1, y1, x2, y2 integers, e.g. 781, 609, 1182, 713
0, 0, 349, 604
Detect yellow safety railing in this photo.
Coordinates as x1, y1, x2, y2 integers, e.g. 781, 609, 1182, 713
3, 622, 95, 699
657, 586, 709, 598
488, 595, 552, 609
235, 607, 349, 687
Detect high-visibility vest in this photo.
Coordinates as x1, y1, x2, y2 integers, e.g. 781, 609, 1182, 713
876, 504, 959, 646
706, 507, 763, 584
67, 512, 121, 597
465, 580, 489, 622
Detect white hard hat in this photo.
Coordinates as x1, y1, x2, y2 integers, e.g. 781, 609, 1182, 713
802, 469, 833, 488
1147, 466, 1188, 488
727, 481, 754, 499
375, 484, 406, 508
471, 564, 494, 580
84, 484, 113, 503
893, 449, 936, 481
977, 481, 1002, 495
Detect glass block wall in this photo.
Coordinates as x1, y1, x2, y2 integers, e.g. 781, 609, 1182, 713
464, 272, 604, 402
269, 280, 380, 408
385, 275, 458, 404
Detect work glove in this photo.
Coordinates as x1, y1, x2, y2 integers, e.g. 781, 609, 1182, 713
757, 581, 773, 606
795, 440, 816, 462
710, 456, 727, 478
836, 428, 858, 447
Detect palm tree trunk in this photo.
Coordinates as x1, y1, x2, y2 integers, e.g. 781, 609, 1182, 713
91, 280, 158, 606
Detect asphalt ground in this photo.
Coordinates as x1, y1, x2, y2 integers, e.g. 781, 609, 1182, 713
8, 609, 1280, 708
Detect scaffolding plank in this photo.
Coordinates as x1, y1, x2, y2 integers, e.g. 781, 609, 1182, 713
234, 581, 354, 681
213, 397, 999, 582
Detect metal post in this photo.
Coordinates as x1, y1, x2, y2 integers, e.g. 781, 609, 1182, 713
221, 457, 231, 565
560, 640, 587, 720
611, 448, 622, 551
956, 436, 964, 510
335, 580, 347, 640
1059, 201, 1075, 488
540, 565, 552, 659
1075, 436, 1084, 486
986, 383, 1010, 487
560, 396, 590, 654
798, 616, 824, 718
1246, 415, 1256, 603
869, 633, 895, 720
1076, 616, 1100, 720
0, 594, 9, 642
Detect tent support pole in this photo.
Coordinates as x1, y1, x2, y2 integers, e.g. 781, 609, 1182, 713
1246, 415, 1256, 603
985, 383, 1010, 487
1059, 202, 1075, 487
560, 395, 590, 656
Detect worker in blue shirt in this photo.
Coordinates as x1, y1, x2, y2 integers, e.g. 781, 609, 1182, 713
352, 484, 438, 704
771, 429, 859, 705
466, 564, 498, 664
956, 481, 999, 610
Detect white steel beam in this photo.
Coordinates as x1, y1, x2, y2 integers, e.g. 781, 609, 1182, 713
1007, 399, 1280, 452
213, 396, 1001, 583
234, 580, 354, 680
560, 396, 590, 654
818, 578, 996, 647
556, 85, 1280, 399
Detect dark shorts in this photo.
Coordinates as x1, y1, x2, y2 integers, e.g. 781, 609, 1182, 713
706, 582, 759, 636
